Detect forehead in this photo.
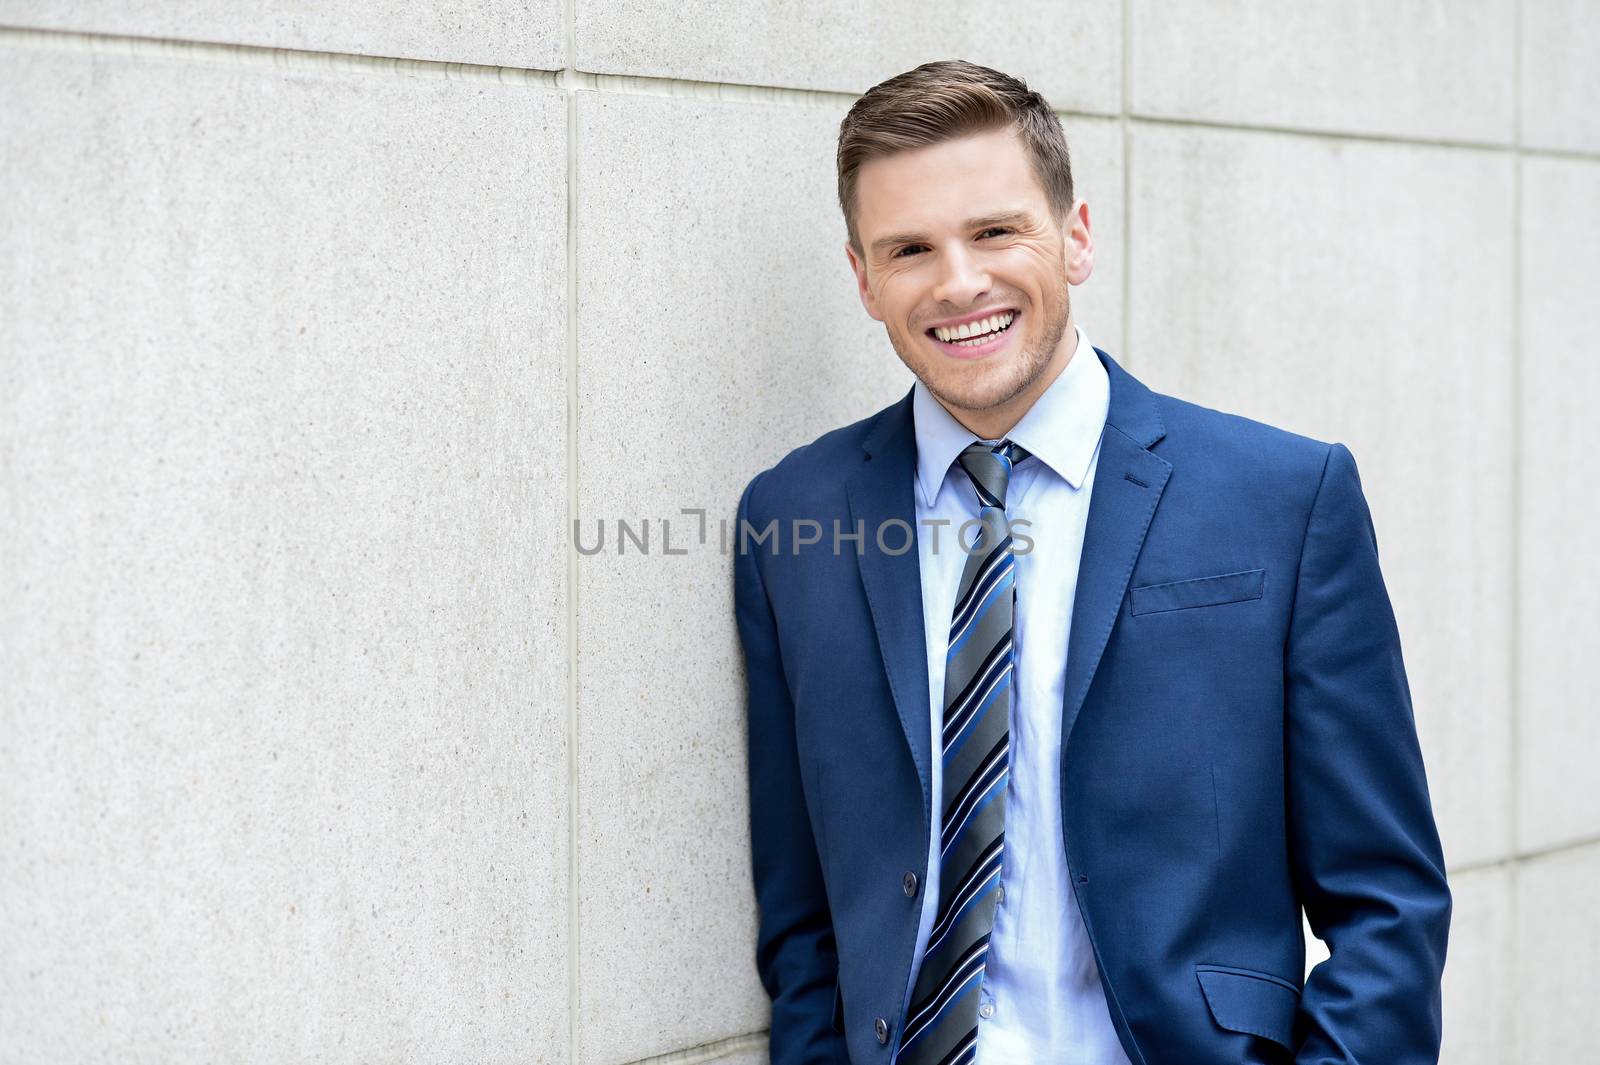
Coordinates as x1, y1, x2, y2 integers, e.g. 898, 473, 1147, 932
854, 126, 1047, 235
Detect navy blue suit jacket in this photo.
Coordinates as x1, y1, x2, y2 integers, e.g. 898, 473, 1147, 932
733, 347, 1452, 1065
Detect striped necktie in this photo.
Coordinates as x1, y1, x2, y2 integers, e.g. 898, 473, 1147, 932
897, 438, 1030, 1065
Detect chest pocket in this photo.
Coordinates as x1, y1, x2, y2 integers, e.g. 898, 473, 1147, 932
1130, 567, 1266, 616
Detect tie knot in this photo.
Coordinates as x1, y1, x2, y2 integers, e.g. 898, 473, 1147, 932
957, 439, 1030, 510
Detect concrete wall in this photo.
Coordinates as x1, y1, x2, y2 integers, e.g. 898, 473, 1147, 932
1, 3, 1594, 1062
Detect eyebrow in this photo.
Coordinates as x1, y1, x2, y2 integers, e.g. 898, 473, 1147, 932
869, 210, 1034, 257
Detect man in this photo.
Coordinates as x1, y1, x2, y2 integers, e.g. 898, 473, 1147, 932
733, 59, 1451, 1065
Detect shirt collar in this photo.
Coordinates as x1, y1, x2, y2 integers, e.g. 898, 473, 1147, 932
912, 323, 1109, 508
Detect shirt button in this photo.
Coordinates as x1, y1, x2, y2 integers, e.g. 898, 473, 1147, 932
874, 1017, 890, 1044
996, 882, 1005, 904
902, 871, 919, 897
978, 1002, 995, 1019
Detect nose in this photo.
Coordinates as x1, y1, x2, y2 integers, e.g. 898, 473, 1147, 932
929, 242, 992, 309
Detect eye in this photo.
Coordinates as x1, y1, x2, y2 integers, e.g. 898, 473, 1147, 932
891, 228, 1011, 259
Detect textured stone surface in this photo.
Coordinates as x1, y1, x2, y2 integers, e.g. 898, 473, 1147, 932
571, 89, 900, 1065
1131, 0, 1516, 143
1127, 123, 1516, 869
1060, 115, 1125, 359
1517, 155, 1600, 853
1521, 0, 1600, 152
0, 0, 563, 68
576, 0, 1120, 113
0, 47, 570, 1061
1439, 865, 1513, 1065
1516, 845, 1600, 1060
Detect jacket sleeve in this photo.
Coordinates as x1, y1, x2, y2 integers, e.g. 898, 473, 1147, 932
734, 470, 850, 1065
1285, 442, 1454, 1063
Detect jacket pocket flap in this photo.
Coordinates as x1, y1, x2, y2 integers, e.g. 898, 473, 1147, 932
1131, 567, 1266, 615
1195, 964, 1300, 1048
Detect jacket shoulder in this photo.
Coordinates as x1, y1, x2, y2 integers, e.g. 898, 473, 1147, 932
1148, 387, 1338, 486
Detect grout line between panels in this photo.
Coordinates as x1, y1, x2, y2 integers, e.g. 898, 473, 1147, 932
5, 23, 1600, 163
0, 24, 841, 106
563, 0, 582, 1057
1127, 110, 1517, 154
1446, 831, 1600, 879
1508, 0, 1524, 860
1128, 112, 1600, 162
619, 1031, 768, 1065
0, 23, 561, 85
1119, 0, 1132, 368
1508, 0, 1523, 1049
1518, 142, 1600, 163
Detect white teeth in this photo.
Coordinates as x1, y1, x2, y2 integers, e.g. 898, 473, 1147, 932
933, 311, 1015, 343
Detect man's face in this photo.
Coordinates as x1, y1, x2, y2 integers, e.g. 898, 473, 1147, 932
845, 126, 1094, 428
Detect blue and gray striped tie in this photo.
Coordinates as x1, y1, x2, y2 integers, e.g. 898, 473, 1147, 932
897, 439, 1030, 1065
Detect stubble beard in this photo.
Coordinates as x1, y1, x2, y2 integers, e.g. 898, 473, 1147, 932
890, 275, 1073, 421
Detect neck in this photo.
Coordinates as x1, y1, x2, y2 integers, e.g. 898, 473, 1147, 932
952, 319, 1079, 441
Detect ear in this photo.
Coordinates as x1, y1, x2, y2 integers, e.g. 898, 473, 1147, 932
844, 240, 884, 322
1064, 198, 1095, 286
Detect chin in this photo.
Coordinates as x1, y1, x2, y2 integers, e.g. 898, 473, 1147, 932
930, 366, 1030, 413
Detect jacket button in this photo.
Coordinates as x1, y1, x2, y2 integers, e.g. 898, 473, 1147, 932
874, 1017, 890, 1044
902, 871, 918, 897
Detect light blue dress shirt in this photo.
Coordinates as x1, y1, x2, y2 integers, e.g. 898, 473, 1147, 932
902, 324, 1132, 1063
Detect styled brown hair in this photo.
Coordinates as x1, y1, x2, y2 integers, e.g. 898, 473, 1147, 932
836, 59, 1075, 258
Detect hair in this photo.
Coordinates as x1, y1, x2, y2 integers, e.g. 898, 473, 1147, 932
836, 59, 1075, 259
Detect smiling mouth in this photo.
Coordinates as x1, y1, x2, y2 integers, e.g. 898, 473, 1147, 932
926, 310, 1020, 348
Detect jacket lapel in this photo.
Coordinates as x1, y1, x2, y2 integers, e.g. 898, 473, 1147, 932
846, 388, 933, 815
843, 347, 1172, 815
1062, 349, 1171, 753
